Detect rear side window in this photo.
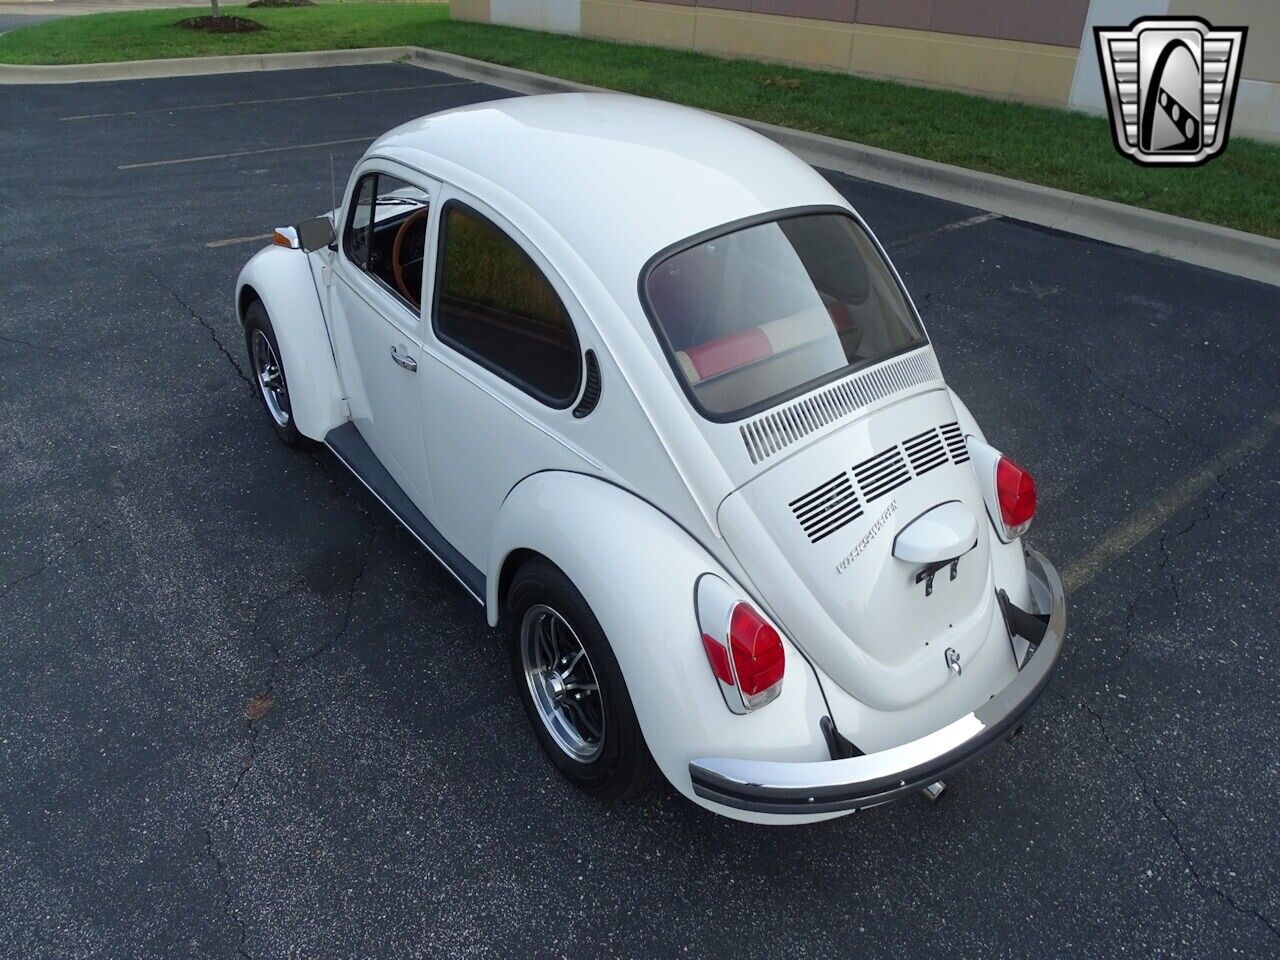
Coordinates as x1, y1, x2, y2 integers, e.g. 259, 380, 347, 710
433, 203, 581, 407
643, 211, 927, 421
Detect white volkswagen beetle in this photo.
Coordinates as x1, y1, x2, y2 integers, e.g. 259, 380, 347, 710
235, 93, 1066, 824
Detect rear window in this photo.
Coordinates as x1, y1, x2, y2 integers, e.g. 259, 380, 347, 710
642, 212, 926, 420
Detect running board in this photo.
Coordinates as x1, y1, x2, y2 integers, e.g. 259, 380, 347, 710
324, 423, 485, 604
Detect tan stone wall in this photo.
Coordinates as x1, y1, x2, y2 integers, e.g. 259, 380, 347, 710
575, 0, 1078, 105
581, 0, 697, 48
450, 0, 490, 23
448, 0, 1280, 141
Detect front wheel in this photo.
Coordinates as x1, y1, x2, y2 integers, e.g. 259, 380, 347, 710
244, 300, 308, 448
506, 558, 655, 800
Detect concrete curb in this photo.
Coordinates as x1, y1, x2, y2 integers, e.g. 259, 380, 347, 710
0, 45, 418, 82
3, 45, 1276, 286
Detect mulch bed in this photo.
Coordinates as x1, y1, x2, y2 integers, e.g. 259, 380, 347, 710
247, 0, 316, 6
175, 15, 266, 33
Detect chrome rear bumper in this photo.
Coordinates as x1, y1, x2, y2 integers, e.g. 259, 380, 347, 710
688, 546, 1066, 816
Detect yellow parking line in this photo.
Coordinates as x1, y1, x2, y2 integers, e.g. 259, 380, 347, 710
1061, 410, 1280, 594
889, 212, 1001, 250
205, 233, 273, 249
62, 82, 470, 121
118, 136, 374, 170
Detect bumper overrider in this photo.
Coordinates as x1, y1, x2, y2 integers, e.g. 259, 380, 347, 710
689, 547, 1067, 816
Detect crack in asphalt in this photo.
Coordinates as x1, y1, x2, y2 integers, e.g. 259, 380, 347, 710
201, 824, 254, 960
0, 520, 108, 600
198, 577, 304, 960
1078, 358, 1182, 436
1083, 703, 1280, 943
0, 332, 52, 354
297, 523, 378, 664
148, 272, 255, 394
1111, 593, 1140, 671
1153, 435, 1257, 630
198, 520, 377, 959
1073, 424, 1278, 944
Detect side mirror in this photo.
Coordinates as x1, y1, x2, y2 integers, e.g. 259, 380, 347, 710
296, 215, 336, 253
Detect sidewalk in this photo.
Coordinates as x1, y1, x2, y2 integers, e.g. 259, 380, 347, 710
0, 0, 207, 16
0, 0, 211, 34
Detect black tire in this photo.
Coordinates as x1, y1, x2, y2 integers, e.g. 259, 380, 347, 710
506, 558, 655, 800
243, 300, 309, 448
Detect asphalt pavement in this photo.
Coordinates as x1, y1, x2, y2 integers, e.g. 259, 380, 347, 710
1, 63, 1277, 959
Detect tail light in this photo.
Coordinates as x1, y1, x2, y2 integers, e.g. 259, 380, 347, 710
967, 437, 1036, 542
995, 455, 1036, 538
696, 575, 785, 713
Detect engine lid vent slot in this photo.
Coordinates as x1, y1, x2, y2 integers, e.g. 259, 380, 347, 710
853, 447, 911, 502
790, 473, 863, 543
739, 348, 941, 464
904, 427, 949, 476
941, 421, 969, 464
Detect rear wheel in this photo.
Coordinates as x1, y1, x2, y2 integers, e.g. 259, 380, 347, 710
506, 558, 655, 799
244, 301, 308, 448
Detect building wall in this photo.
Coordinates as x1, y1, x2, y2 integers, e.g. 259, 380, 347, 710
452, 0, 1279, 140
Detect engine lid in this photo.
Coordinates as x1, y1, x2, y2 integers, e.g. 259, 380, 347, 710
717, 388, 998, 711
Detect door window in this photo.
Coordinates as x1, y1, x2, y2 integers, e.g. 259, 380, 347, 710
433, 203, 581, 407
342, 172, 431, 311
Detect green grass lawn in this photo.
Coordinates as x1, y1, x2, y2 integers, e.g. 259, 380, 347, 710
2, 3, 1276, 238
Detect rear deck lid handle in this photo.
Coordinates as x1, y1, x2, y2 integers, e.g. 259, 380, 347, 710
891, 500, 978, 565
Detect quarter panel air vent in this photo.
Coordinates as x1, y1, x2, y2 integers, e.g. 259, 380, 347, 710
790, 473, 863, 543
739, 349, 941, 464
572, 350, 602, 419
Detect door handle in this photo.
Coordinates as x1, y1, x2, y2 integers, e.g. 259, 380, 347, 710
390, 346, 418, 372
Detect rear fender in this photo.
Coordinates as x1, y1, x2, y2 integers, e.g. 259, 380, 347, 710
487, 472, 832, 817
949, 389, 1031, 609
236, 245, 346, 441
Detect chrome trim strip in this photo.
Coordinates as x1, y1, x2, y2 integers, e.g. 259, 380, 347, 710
324, 438, 485, 605
688, 547, 1066, 815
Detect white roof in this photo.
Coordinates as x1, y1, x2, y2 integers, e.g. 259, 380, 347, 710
368, 93, 849, 291
368, 94, 862, 531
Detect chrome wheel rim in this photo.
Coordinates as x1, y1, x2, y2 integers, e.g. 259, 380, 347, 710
251, 329, 290, 427
520, 604, 604, 763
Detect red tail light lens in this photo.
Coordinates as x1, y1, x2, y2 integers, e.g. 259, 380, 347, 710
695, 575, 785, 713
701, 633, 734, 686
995, 455, 1036, 537
729, 603, 785, 703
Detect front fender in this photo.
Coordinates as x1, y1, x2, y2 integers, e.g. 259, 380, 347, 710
488, 472, 836, 822
236, 246, 346, 441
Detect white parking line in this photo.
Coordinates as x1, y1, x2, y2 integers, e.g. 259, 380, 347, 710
62, 82, 472, 121
889, 212, 1001, 250
205, 233, 273, 249
117, 136, 374, 170
1061, 410, 1280, 594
